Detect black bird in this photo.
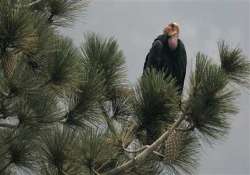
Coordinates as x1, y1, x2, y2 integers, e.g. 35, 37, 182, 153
143, 22, 187, 95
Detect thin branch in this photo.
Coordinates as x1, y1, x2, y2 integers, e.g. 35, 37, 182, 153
92, 169, 101, 175
36, 79, 52, 89
176, 122, 195, 132
0, 115, 8, 119
0, 113, 17, 120
62, 170, 70, 175
39, 114, 67, 124
0, 91, 9, 98
48, 14, 54, 24
97, 152, 121, 172
0, 123, 17, 128
100, 104, 118, 139
102, 114, 186, 175
25, 0, 43, 7
97, 159, 113, 172
122, 118, 138, 148
123, 145, 148, 154
123, 145, 165, 158
0, 161, 12, 174
152, 150, 165, 158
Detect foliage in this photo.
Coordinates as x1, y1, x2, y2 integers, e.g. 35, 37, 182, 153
0, 0, 249, 175
218, 40, 250, 88
31, 0, 90, 26
133, 69, 180, 144
184, 53, 237, 142
162, 130, 200, 175
80, 33, 127, 100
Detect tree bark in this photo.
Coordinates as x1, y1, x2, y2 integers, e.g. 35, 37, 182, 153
1, 54, 17, 79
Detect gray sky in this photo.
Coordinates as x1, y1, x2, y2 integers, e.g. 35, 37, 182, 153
61, 0, 250, 174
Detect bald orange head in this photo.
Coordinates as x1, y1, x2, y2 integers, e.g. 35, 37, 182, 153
163, 22, 180, 37
163, 22, 180, 50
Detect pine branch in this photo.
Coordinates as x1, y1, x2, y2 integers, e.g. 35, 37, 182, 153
102, 113, 185, 175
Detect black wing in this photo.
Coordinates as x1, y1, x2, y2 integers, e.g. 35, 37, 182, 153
176, 40, 187, 94
143, 39, 163, 75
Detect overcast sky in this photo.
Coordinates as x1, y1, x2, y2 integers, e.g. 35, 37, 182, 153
61, 0, 250, 174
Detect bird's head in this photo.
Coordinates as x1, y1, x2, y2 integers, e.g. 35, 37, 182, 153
163, 22, 180, 50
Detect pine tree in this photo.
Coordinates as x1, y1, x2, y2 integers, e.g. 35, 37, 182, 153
0, 1, 249, 175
